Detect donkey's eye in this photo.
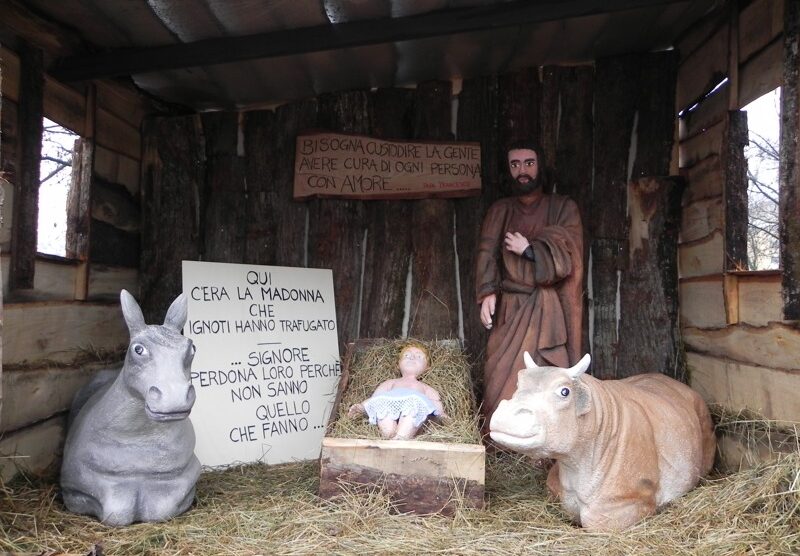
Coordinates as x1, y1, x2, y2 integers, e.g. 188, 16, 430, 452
133, 344, 147, 356
559, 387, 571, 398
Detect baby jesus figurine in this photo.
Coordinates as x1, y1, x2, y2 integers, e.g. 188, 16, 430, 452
348, 344, 446, 440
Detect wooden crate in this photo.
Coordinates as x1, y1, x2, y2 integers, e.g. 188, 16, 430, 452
319, 339, 486, 515
319, 437, 485, 515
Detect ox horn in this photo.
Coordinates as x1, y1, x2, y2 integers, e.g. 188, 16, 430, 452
523, 351, 538, 369
566, 353, 592, 379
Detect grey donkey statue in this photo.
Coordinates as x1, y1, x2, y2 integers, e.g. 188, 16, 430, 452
61, 289, 201, 526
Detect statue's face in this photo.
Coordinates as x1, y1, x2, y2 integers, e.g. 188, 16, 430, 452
398, 346, 429, 378
508, 148, 540, 195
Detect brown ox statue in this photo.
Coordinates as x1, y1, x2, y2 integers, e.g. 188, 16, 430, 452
489, 352, 715, 531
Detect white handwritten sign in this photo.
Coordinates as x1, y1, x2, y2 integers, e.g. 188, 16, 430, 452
182, 260, 341, 467
293, 131, 482, 200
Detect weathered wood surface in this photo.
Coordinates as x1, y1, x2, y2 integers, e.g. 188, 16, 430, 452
679, 231, 724, 277
679, 80, 728, 141
10, 41, 43, 291
66, 138, 93, 261
781, 0, 800, 320
688, 351, 800, 423
3, 301, 127, 366
319, 437, 485, 515
0, 46, 21, 100
739, 0, 784, 64
92, 177, 140, 233
87, 264, 138, 301
734, 272, 784, 326
617, 177, 684, 380
681, 154, 723, 203
739, 36, 783, 109
242, 109, 277, 265
1, 255, 75, 300
683, 322, 800, 371
360, 88, 415, 339
545, 65, 594, 357
0, 415, 66, 483
96, 106, 141, 160
0, 98, 18, 194
90, 219, 139, 268
680, 118, 724, 168
722, 111, 749, 271
140, 115, 204, 322
202, 111, 246, 263
455, 75, 500, 371
43, 75, 84, 137
680, 277, 727, 328
409, 81, 458, 339
273, 99, 318, 268
1, 365, 106, 432
676, 21, 728, 112
94, 146, 139, 196
681, 196, 723, 242
591, 55, 639, 378
308, 91, 368, 349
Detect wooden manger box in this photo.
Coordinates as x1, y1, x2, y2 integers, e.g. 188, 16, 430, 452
319, 339, 486, 515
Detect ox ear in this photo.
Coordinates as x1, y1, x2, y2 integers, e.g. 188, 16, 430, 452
120, 289, 146, 336
164, 293, 189, 332
523, 351, 538, 370
566, 353, 591, 379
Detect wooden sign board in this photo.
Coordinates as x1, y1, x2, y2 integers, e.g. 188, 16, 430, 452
293, 131, 482, 200
182, 260, 341, 467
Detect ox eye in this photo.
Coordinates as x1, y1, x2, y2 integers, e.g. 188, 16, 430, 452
133, 344, 147, 356
559, 387, 571, 398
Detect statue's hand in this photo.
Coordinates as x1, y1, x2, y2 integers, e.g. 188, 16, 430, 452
480, 295, 496, 329
504, 232, 530, 256
348, 403, 365, 417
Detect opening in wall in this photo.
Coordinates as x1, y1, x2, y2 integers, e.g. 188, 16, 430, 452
38, 118, 79, 257
743, 87, 781, 271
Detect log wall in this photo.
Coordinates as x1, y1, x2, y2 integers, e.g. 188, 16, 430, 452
675, 0, 800, 469
0, 13, 150, 482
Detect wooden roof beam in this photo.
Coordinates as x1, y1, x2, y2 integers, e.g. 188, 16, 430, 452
50, 0, 691, 81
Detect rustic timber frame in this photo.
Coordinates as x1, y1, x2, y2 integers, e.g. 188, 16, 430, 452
676, 0, 800, 467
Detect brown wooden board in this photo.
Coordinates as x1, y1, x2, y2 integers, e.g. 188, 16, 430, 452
10, 42, 43, 291
681, 196, 724, 242
632, 51, 678, 178
201, 111, 246, 264
679, 231, 725, 277
680, 153, 723, 204
738, 0, 784, 64
547, 65, 594, 358
455, 75, 500, 378
781, 0, 800, 319
308, 91, 368, 350
722, 111, 749, 271
274, 99, 318, 268
242, 109, 277, 265
590, 54, 639, 378
90, 219, 139, 268
319, 438, 485, 516
617, 177, 684, 380
139, 115, 204, 322
680, 276, 727, 328
739, 36, 783, 110
92, 177, 140, 233
360, 88, 415, 339
676, 21, 729, 113
408, 81, 458, 339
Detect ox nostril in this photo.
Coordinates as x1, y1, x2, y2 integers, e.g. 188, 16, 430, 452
514, 407, 534, 419
148, 386, 162, 403
186, 385, 196, 405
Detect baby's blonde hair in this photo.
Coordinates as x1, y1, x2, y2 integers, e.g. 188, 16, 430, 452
398, 342, 430, 370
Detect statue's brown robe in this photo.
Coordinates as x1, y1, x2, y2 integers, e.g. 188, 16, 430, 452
476, 191, 584, 430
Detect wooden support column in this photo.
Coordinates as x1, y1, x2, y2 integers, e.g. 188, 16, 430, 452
243, 109, 277, 265
308, 91, 368, 350
9, 41, 44, 291
781, 0, 800, 319
455, 75, 500, 375
67, 84, 95, 300
408, 81, 459, 339
360, 88, 415, 339
722, 111, 749, 271
139, 115, 204, 322
202, 111, 246, 263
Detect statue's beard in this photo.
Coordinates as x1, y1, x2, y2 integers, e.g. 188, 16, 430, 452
511, 174, 540, 195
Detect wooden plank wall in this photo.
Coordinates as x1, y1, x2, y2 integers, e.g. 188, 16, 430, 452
141, 52, 680, 386
0, 37, 148, 480
675, 0, 800, 468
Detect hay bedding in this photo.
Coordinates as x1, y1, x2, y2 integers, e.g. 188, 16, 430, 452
2, 341, 798, 555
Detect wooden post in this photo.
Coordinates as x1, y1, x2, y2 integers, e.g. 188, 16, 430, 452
408, 81, 459, 339
781, 0, 800, 319
360, 88, 415, 339
67, 84, 95, 300
722, 111, 749, 271
243, 109, 277, 265
9, 41, 43, 292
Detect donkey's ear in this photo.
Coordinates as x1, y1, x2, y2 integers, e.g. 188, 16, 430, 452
164, 293, 188, 332
120, 289, 146, 336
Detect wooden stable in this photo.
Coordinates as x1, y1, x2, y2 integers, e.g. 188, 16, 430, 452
0, 0, 798, 486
